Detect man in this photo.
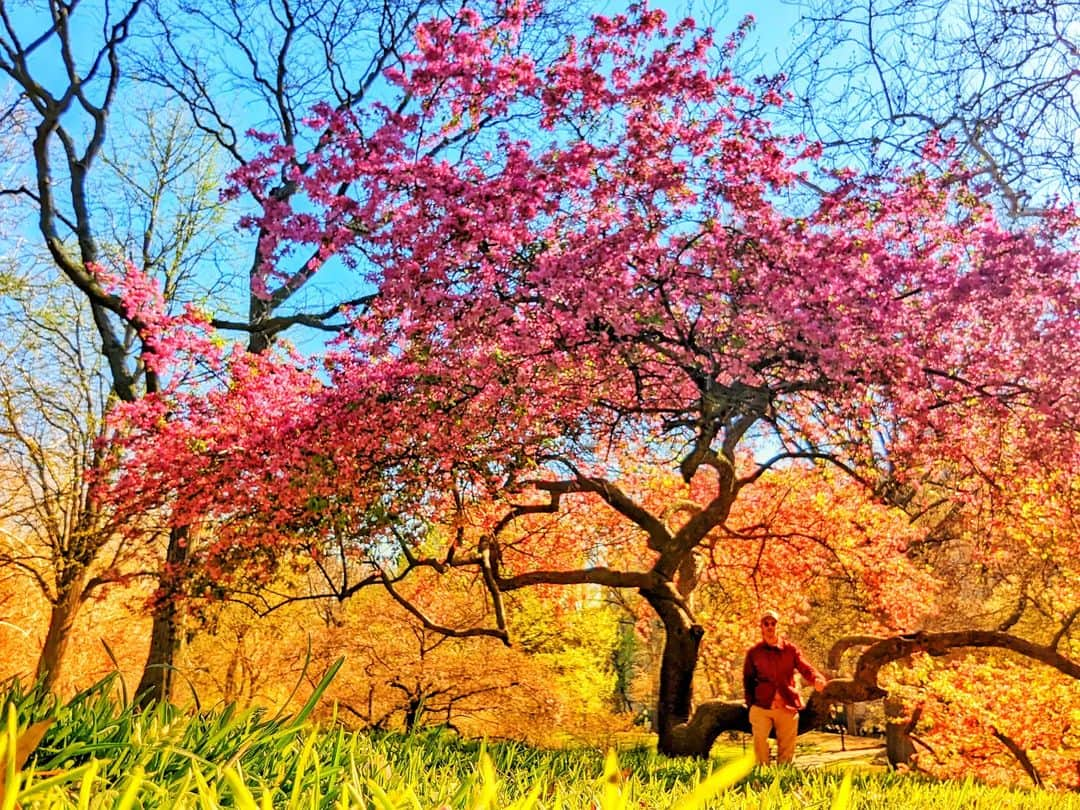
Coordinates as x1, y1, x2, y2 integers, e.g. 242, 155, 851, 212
743, 609, 828, 766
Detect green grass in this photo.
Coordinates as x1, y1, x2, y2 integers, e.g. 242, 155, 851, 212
2, 674, 1076, 809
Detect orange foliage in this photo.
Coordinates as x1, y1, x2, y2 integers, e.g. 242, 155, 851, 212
175, 573, 631, 745
0, 567, 151, 696
894, 653, 1080, 789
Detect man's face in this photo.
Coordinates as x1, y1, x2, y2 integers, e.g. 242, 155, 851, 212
761, 616, 779, 645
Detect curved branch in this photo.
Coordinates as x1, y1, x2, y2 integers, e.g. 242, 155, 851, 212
211, 294, 374, 336
0, 185, 79, 233
665, 700, 748, 757
990, 726, 1043, 787
478, 538, 507, 632
495, 566, 655, 591
673, 629, 1080, 756
380, 576, 509, 645
997, 594, 1027, 632
511, 476, 672, 552
1051, 606, 1079, 651
827, 634, 886, 672
851, 630, 1080, 687
736, 451, 875, 493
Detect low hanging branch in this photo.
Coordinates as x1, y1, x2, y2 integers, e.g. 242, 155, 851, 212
846, 630, 1080, 685
662, 629, 1080, 757
804, 630, 1080, 730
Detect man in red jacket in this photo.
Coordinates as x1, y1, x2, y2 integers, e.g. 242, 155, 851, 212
743, 609, 828, 765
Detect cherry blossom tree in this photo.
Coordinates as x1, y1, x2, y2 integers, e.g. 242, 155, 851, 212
99, 2, 1079, 755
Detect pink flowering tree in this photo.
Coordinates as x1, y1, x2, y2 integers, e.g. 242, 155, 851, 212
101, 3, 1079, 756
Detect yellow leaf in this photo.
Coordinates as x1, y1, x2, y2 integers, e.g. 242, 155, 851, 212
600, 749, 625, 810
670, 753, 755, 810
0, 713, 54, 810
830, 772, 853, 810
223, 767, 260, 810
13, 720, 53, 773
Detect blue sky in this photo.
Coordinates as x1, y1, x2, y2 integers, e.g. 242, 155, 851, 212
640, 0, 805, 72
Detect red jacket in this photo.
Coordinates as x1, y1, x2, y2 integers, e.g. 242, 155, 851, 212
743, 639, 823, 711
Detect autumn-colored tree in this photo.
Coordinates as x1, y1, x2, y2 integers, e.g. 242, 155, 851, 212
857, 425, 1080, 785
313, 585, 627, 742
0, 244, 187, 692
686, 462, 935, 690
680, 449, 1080, 782
898, 654, 1080, 789
0, 86, 231, 692
174, 571, 629, 744
99, 3, 1079, 759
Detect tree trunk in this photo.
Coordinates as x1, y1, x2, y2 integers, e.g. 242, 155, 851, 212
248, 295, 275, 354
642, 587, 707, 756
35, 566, 87, 691
135, 526, 189, 708
884, 697, 915, 767
844, 702, 859, 736
404, 697, 421, 732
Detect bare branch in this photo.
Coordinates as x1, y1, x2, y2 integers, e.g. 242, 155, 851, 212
1051, 605, 1080, 651
380, 575, 509, 644
990, 726, 1043, 788
736, 451, 875, 493
519, 475, 672, 552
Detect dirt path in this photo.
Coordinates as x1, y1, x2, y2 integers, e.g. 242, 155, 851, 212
611, 729, 889, 770
796, 732, 888, 770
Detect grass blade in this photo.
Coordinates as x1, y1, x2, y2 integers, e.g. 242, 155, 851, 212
78, 758, 100, 810
115, 767, 144, 810
670, 753, 755, 810
1, 705, 18, 810
224, 766, 260, 810
293, 657, 345, 726
830, 771, 853, 810
600, 749, 625, 810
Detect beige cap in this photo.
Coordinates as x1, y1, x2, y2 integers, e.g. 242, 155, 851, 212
760, 609, 780, 622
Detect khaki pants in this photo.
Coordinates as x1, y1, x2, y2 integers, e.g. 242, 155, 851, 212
749, 704, 799, 765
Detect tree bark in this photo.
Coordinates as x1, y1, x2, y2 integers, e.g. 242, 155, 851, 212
403, 697, 421, 732
667, 699, 750, 755
642, 585, 708, 756
135, 526, 189, 707
850, 631, 1080, 682
884, 697, 916, 767
34, 566, 88, 691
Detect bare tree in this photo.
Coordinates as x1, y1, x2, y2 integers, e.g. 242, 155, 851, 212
0, 0, 232, 698
135, 0, 577, 351
782, 0, 1079, 216
0, 276, 118, 690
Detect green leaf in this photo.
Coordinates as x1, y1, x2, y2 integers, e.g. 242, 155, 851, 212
115, 767, 145, 810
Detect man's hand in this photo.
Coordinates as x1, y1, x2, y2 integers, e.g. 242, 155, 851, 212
813, 677, 827, 693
